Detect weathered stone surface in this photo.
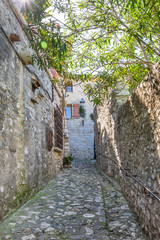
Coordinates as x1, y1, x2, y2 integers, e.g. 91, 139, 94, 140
94, 62, 160, 239
0, 160, 148, 240
65, 83, 94, 160
0, 0, 63, 220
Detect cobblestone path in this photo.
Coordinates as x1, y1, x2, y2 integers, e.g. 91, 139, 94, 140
0, 160, 148, 240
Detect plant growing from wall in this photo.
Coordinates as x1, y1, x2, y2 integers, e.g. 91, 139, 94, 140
79, 105, 85, 117
63, 153, 73, 167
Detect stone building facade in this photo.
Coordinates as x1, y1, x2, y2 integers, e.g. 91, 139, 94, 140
94, 62, 160, 239
64, 82, 94, 160
0, 0, 64, 221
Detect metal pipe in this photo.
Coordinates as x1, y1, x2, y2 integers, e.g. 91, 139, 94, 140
111, 159, 160, 202
51, 84, 54, 103
98, 148, 160, 201
119, 166, 160, 201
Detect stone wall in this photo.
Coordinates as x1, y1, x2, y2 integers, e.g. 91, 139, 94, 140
0, 0, 64, 220
65, 83, 94, 160
64, 118, 71, 158
94, 62, 160, 239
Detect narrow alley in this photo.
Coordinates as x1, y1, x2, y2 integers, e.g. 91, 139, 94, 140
0, 160, 148, 240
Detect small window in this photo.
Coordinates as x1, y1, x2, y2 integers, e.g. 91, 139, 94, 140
66, 83, 73, 92
66, 104, 72, 119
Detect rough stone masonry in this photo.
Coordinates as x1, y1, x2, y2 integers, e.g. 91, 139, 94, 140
0, 0, 64, 221
0, 160, 148, 240
65, 83, 95, 161
94, 61, 160, 239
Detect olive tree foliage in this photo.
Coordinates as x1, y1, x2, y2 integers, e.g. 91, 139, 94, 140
53, 0, 160, 104
23, 0, 71, 78
22, 0, 160, 103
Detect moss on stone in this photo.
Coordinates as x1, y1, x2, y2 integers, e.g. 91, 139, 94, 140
10, 185, 33, 210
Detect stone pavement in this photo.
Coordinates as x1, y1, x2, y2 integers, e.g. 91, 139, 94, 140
0, 160, 149, 240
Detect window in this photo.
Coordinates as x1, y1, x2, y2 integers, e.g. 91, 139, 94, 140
54, 105, 63, 150
66, 104, 80, 119
66, 83, 73, 92
66, 104, 72, 119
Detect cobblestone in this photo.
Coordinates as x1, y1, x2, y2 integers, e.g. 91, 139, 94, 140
0, 160, 149, 240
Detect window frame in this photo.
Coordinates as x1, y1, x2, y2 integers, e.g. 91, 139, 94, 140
66, 83, 73, 92
66, 104, 72, 119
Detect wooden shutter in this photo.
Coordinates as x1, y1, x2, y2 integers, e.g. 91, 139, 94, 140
54, 105, 63, 150
46, 127, 53, 151
74, 104, 80, 119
